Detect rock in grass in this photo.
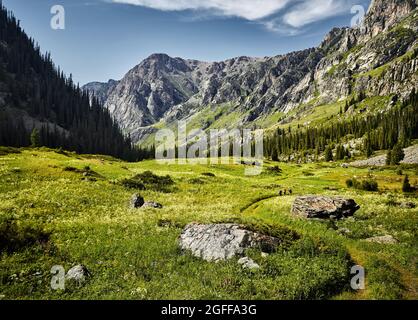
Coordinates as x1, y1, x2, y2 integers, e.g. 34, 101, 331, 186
238, 257, 260, 270
365, 235, 398, 244
130, 194, 145, 208
400, 202, 416, 209
142, 201, 163, 209
66, 265, 91, 284
179, 223, 280, 262
291, 196, 360, 220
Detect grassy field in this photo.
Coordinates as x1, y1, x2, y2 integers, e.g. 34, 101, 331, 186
0, 147, 417, 300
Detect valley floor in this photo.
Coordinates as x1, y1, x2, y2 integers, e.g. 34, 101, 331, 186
0, 147, 417, 300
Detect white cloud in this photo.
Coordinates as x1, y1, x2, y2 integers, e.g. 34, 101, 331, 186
282, 0, 355, 28
111, 0, 365, 32
112, 0, 290, 20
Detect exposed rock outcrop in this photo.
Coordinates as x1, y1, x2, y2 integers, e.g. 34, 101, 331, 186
292, 196, 360, 219
351, 144, 418, 167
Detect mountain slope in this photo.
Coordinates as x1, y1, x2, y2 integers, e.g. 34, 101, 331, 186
0, 3, 141, 161
84, 0, 418, 144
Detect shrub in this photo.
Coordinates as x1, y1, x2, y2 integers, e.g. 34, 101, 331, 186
265, 165, 282, 175
201, 172, 215, 177
402, 175, 412, 193
346, 177, 378, 191
0, 217, 50, 253
0, 146, 21, 156
121, 171, 175, 193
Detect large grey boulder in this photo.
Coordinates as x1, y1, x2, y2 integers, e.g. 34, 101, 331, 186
179, 223, 280, 262
292, 196, 360, 219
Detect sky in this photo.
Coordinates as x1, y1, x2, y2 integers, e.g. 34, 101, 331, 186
3, 0, 371, 85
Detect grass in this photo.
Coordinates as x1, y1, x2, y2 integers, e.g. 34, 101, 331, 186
0, 148, 417, 300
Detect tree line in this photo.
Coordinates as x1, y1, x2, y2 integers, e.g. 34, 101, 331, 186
264, 90, 418, 161
0, 2, 153, 161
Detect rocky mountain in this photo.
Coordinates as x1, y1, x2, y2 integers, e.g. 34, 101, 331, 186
83, 79, 119, 105
84, 0, 418, 144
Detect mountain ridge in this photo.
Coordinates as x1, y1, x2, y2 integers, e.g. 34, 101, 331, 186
84, 0, 418, 144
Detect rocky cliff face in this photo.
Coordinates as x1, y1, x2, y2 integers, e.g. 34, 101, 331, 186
84, 0, 418, 143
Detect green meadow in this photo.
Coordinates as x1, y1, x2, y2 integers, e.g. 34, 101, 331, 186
0, 147, 417, 300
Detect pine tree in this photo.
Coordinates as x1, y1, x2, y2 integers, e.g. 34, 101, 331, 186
402, 175, 411, 193
324, 145, 333, 162
30, 128, 41, 147
386, 150, 392, 165
391, 144, 405, 165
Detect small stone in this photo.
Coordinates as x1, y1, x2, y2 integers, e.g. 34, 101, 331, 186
130, 194, 144, 208
337, 227, 351, 235
238, 257, 260, 270
365, 235, 398, 244
142, 201, 163, 209
400, 202, 416, 209
66, 265, 91, 284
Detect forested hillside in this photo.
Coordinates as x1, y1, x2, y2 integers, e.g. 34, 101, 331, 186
0, 3, 150, 161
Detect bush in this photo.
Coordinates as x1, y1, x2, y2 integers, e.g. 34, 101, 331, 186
0, 146, 21, 156
201, 172, 215, 177
402, 175, 412, 193
361, 179, 378, 191
121, 171, 175, 193
346, 177, 378, 191
0, 217, 50, 253
265, 165, 282, 175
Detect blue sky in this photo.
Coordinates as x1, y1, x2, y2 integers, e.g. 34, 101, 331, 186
3, 0, 370, 85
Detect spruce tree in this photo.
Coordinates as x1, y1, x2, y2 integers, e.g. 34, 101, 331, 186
391, 144, 405, 165
402, 175, 411, 193
30, 128, 41, 147
324, 145, 333, 162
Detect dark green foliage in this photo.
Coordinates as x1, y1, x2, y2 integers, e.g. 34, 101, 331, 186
0, 4, 152, 161
0, 217, 49, 253
335, 144, 349, 160
121, 171, 175, 193
0, 146, 20, 156
346, 177, 378, 191
324, 145, 333, 162
390, 144, 405, 165
188, 178, 205, 185
402, 175, 412, 193
201, 172, 215, 177
265, 165, 282, 175
386, 150, 392, 165
264, 91, 418, 161
30, 128, 41, 147
120, 178, 146, 190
